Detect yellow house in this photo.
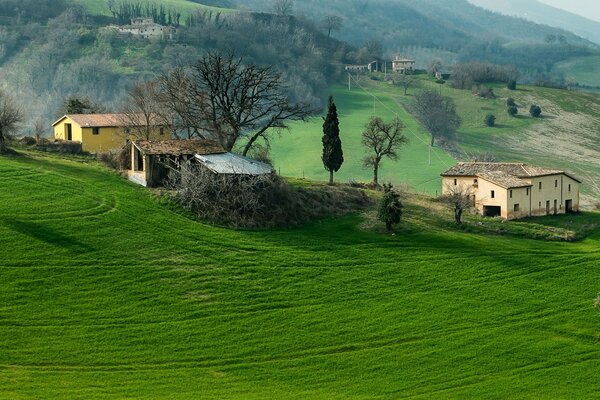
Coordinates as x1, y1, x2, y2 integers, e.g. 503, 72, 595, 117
441, 162, 581, 220
53, 114, 168, 153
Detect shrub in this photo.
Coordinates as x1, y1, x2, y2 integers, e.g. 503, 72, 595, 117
19, 136, 37, 146
172, 166, 372, 228
507, 97, 516, 107
36, 140, 82, 154
507, 80, 517, 90
474, 87, 495, 99
530, 105, 542, 118
484, 114, 496, 127
508, 105, 518, 117
378, 183, 403, 233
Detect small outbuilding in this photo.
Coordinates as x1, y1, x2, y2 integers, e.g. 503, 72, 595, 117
126, 139, 273, 187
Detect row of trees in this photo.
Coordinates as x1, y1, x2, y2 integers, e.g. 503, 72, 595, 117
450, 62, 520, 90
106, 0, 182, 25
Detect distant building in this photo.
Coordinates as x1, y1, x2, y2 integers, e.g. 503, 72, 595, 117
344, 64, 369, 72
53, 114, 168, 153
392, 55, 415, 74
126, 140, 274, 187
441, 162, 581, 220
118, 18, 176, 39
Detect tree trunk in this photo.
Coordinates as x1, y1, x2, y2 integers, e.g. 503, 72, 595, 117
373, 163, 379, 185
386, 222, 392, 233
329, 170, 334, 185
431, 136, 435, 147
455, 208, 462, 224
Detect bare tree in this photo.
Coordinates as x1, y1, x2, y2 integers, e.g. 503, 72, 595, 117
428, 59, 442, 77
321, 15, 343, 38
396, 73, 416, 96
272, 0, 294, 16
157, 67, 207, 139
0, 91, 23, 153
411, 90, 461, 146
440, 184, 475, 224
361, 116, 408, 185
120, 81, 170, 140
34, 119, 44, 142
186, 52, 318, 155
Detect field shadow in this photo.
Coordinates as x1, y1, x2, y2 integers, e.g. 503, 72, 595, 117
2, 218, 95, 253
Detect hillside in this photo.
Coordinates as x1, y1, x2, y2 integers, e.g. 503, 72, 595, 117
271, 75, 600, 203
469, 0, 600, 45
1, 151, 600, 398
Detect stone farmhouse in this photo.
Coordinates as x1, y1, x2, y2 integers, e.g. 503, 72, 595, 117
118, 18, 176, 40
392, 55, 415, 74
441, 162, 581, 220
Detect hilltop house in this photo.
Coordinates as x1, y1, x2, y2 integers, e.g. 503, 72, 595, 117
126, 140, 274, 187
53, 114, 169, 153
118, 18, 176, 39
441, 162, 581, 220
392, 55, 415, 74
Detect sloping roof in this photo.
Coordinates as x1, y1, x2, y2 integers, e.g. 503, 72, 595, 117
194, 153, 274, 175
478, 171, 532, 189
442, 162, 581, 186
133, 139, 225, 156
53, 114, 166, 128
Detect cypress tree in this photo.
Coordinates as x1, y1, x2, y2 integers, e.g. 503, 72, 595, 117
322, 96, 343, 184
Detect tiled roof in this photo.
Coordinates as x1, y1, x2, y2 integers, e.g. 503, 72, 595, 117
478, 171, 532, 189
442, 162, 580, 188
53, 114, 166, 128
133, 139, 225, 156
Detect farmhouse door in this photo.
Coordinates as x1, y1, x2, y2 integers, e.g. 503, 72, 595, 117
553, 200, 558, 215
546, 201, 550, 215
566, 199, 573, 213
66, 124, 72, 141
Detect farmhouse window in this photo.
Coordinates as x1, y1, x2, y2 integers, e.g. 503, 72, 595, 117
92, 127, 100, 135
510, 190, 513, 198
555, 180, 558, 188
491, 190, 495, 199
526, 188, 530, 195
539, 182, 542, 190
568, 184, 571, 192
514, 204, 520, 212
454, 179, 457, 185
160, 128, 164, 135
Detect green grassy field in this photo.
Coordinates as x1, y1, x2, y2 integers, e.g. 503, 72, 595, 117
272, 74, 600, 200
2, 151, 600, 398
270, 84, 454, 195
553, 55, 600, 88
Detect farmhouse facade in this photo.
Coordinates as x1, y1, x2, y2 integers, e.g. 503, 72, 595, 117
441, 162, 581, 220
392, 55, 415, 74
53, 114, 168, 153
118, 18, 176, 39
126, 140, 274, 187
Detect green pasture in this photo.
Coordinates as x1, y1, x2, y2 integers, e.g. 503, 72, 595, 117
1, 151, 600, 398
270, 84, 454, 195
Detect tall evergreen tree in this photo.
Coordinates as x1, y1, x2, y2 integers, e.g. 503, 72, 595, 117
322, 96, 343, 184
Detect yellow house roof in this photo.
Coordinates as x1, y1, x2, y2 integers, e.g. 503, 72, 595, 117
53, 114, 166, 128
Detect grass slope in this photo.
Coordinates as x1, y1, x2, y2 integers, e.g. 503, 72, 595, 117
270, 84, 454, 195
553, 55, 600, 88
273, 74, 600, 201
1, 152, 600, 398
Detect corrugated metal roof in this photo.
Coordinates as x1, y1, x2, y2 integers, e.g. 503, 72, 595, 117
194, 153, 274, 175
133, 139, 225, 156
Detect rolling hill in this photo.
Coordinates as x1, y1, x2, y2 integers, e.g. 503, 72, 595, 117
270, 75, 600, 203
1, 150, 600, 398
469, 0, 600, 45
